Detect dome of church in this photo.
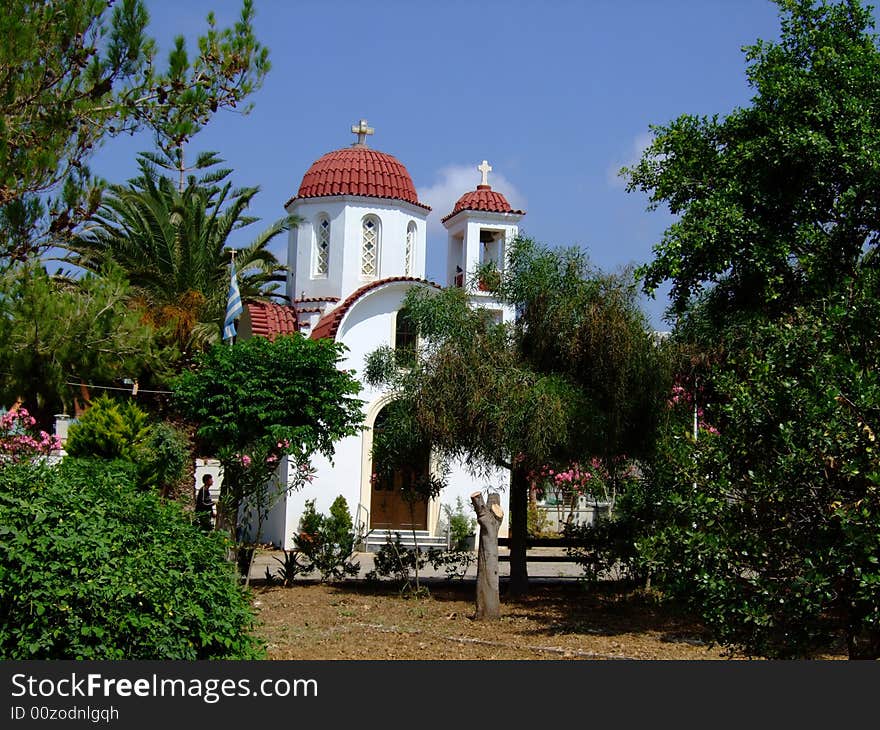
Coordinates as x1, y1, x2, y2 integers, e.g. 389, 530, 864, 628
294, 146, 429, 209
442, 184, 524, 223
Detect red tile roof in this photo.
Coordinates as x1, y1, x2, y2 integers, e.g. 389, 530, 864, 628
293, 296, 340, 304
310, 277, 440, 341
289, 147, 431, 211
441, 184, 525, 223
244, 301, 298, 340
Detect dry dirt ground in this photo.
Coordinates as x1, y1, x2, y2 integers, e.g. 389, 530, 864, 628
252, 580, 773, 660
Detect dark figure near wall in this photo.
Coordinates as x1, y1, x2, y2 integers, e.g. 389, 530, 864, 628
195, 474, 215, 531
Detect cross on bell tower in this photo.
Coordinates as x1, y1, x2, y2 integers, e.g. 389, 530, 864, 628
478, 160, 492, 187
351, 119, 374, 147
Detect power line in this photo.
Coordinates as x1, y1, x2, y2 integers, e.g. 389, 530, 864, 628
64, 382, 174, 395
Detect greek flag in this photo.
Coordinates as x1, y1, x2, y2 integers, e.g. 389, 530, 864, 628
223, 259, 244, 342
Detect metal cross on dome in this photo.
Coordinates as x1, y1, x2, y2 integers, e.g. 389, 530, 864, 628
478, 160, 492, 186
351, 119, 374, 146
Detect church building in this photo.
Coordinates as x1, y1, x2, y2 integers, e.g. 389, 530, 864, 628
238, 120, 524, 550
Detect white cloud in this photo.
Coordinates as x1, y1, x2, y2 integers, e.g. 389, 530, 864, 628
606, 131, 654, 188
418, 164, 528, 236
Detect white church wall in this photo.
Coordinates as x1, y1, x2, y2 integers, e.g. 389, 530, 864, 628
287, 199, 348, 302
338, 201, 428, 292
288, 197, 428, 303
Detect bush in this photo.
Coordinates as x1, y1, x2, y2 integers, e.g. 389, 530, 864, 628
442, 497, 476, 550
293, 497, 360, 582
366, 532, 428, 584
0, 458, 263, 659
65, 395, 188, 494
65, 395, 150, 460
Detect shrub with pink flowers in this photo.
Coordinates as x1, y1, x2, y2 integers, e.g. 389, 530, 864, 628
0, 408, 62, 463
668, 380, 719, 436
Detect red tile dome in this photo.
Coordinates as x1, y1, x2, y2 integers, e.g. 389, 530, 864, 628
292, 147, 430, 210
442, 185, 524, 223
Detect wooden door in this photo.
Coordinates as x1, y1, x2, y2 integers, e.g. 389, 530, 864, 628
370, 468, 428, 530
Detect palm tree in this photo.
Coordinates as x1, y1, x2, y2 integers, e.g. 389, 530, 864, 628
66, 151, 293, 353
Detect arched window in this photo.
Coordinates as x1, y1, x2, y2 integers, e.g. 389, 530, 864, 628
313, 215, 330, 277
405, 222, 416, 276
394, 307, 417, 367
361, 216, 380, 278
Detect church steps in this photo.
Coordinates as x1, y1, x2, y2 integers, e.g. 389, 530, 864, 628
360, 529, 447, 553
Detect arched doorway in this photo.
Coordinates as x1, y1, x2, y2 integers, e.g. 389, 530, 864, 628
369, 406, 429, 530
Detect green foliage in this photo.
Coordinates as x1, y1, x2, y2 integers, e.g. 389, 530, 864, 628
66, 394, 150, 460
527, 501, 555, 539
140, 421, 190, 496
365, 236, 669, 591
626, 0, 880, 318
66, 152, 291, 353
0, 261, 169, 423
175, 335, 362, 459
623, 0, 880, 659
442, 496, 476, 550
563, 515, 647, 586
174, 335, 363, 538
0, 458, 263, 659
427, 548, 476, 581
642, 273, 880, 658
65, 395, 188, 494
0, 0, 269, 261
293, 498, 360, 582
265, 549, 307, 587
366, 533, 429, 589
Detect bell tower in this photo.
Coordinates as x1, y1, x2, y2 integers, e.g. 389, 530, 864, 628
441, 161, 524, 322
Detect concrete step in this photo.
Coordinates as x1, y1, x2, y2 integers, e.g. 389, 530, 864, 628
361, 529, 447, 553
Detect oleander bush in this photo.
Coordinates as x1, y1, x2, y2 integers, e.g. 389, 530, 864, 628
0, 458, 263, 659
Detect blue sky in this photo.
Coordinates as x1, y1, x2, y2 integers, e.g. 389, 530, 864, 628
92, 0, 798, 328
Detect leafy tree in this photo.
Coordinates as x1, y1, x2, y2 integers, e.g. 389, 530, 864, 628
0, 458, 263, 659
641, 271, 880, 658
366, 236, 668, 596
173, 335, 363, 547
626, 0, 880, 320
0, 260, 169, 424
0, 0, 269, 263
625, 0, 880, 658
66, 151, 291, 352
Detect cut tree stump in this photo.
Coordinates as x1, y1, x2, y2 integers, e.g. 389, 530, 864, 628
471, 491, 504, 620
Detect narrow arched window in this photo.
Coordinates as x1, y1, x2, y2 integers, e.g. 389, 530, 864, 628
314, 215, 330, 276
394, 307, 418, 367
361, 216, 380, 278
405, 222, 416, 276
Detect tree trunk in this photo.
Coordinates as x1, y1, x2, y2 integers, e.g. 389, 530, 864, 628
508, 464, 530, 596
471, 491, 503, 620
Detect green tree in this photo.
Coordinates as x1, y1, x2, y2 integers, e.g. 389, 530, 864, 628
366, 237, 668, 596
0, 0, 269, 262
625, 0, 880, 658
626, 0, 880, 321
0, 260, 169, 424
641, 272, 880, 659
173, 335, 364, 549
66, 151, 290, 353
